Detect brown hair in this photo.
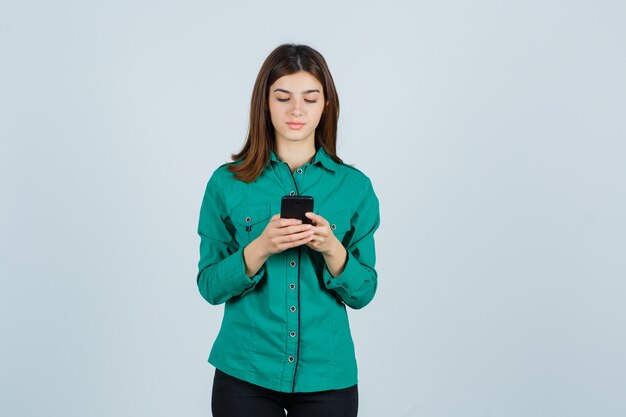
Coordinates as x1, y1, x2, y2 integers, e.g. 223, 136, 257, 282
228, 44, 343, 183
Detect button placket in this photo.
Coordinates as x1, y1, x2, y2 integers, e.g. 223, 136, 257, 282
283, 161, 307, 379
286, 252, 299, 368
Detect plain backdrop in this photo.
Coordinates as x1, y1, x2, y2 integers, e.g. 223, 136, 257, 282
1, 1, 625, 416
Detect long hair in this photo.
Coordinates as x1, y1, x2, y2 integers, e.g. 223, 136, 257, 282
228, 44, 342, 183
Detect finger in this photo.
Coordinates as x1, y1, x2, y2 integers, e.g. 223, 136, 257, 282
304, 212, 327, 225
279, 228, 315, 243
275, 217, 303, 227
270, 214, 283, 224
279, 233, 315, 250
281, 224, 314, 235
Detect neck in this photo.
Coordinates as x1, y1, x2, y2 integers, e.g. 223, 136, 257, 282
275, 139, 316, 172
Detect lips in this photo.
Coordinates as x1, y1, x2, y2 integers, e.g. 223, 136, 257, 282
286, 122, 305, 130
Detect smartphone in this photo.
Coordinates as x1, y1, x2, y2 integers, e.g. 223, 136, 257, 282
280, 196, 314, 224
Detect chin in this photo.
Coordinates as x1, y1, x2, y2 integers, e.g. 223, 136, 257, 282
283, 133, 310, 142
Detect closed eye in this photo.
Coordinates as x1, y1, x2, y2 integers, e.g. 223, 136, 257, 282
275, 98, 318, 103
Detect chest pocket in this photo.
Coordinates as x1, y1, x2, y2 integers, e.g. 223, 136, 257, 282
324, 211, 353, 245
230, 204, 272, 246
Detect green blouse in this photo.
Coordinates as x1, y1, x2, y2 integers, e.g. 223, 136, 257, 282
196, 146, 380, 393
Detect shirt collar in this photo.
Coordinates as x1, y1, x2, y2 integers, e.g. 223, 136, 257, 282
269, 146, 339, 172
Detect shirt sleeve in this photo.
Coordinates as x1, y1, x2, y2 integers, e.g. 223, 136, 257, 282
323, 176, 380, 309
196, 171, 266, 305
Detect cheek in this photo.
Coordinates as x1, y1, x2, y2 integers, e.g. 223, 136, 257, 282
268, 104, 283, 124
312, 105, 325, 122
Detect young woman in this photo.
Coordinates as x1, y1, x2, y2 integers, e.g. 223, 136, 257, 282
196, 44, 380, 417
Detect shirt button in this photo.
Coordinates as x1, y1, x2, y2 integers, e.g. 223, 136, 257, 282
288, 356, 295, 362
290, 306, 296, 312
290, 331, 296, 337
331, 224, 336, 230
296, 168, 303, 174
289, 191, 296, 196
289, 283, 295, 290
289, 260, 296, 267
245, 216, 252, 223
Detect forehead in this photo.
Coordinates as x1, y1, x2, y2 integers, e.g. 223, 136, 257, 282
270, 71, 323, 92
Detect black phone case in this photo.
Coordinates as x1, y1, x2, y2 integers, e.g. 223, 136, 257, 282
280, 196, 314, 224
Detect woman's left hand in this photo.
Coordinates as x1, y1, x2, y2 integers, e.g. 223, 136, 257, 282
303, 212, 341, 255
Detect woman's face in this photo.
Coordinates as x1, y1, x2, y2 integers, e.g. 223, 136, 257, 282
268, 71, 325, 146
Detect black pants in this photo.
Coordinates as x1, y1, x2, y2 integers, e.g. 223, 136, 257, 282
211, 368, 359, 417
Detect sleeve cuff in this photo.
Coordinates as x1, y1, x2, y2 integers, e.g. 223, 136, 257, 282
211, 246, 266, 297
322, 249, 359, 297
238, 247, 266, 297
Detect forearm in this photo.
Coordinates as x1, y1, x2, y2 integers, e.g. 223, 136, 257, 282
244, 238, 270, 278
322, 239, 348, 278
321, 234, 378, 309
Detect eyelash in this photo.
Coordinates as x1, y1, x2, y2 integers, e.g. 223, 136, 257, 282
276, 98, 317, 103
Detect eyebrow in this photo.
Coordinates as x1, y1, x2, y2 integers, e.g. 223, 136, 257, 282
273, 88, 321, 94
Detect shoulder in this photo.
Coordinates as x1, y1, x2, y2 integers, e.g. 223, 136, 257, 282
200, 163, 240, 203
200, 162, 243, 209
335, 162, 376, 191
206, 161, 240, 186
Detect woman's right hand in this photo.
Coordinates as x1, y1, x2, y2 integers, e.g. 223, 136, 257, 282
243, 214, 314, 277
256, 214, 315, 256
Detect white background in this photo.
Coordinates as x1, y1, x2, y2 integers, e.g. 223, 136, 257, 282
1, 1, 625, 416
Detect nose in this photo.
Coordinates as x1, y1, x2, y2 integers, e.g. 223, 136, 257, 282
290, 99, 303, 117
